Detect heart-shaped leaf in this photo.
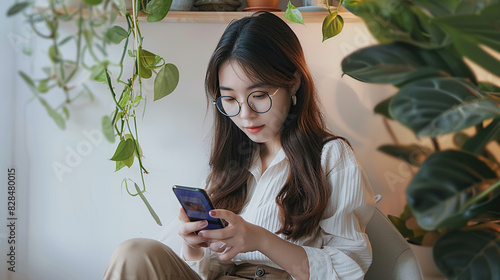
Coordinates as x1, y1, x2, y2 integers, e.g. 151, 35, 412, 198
433, 226, 500, 279
154, 63, 179, 101
407, 150, 499, 230
105, 26, 128, 44
322, 11, 344, 42
284, 1, 304, 25
390, 77, 500, 137
110, 139, 135, 161
146, 0, 172, 22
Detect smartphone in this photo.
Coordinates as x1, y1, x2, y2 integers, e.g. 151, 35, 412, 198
172, 185, 226, 231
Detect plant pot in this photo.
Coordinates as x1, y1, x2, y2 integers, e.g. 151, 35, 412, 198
125, 0, 195, 11
193, 0, 241, 11
410, 244, 447, 280
244, 0, 280, 11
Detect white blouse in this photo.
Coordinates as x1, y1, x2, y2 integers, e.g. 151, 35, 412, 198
182, 139, 375, 280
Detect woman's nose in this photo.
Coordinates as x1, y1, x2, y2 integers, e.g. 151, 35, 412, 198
239, 101, 256, 119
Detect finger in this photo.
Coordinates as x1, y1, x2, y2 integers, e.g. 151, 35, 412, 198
218, 247, 237, 261
178, 207, 190, 223
209, 241, 227, 253
179, 220, 208, 235
183, 234, 208, 248
209, 209, 237, 225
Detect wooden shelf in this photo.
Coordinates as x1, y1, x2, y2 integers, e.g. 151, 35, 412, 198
132, 8, 360, 23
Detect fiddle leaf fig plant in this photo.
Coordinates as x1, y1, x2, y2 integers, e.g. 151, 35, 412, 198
339, 0, 500, 279
8, 0, 179, 226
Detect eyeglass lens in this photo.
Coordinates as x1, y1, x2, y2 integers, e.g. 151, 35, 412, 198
216, 91, 272, 117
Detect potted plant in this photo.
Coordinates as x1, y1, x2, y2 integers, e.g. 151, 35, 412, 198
338, 0, 500, 279
7, 0, 180, 226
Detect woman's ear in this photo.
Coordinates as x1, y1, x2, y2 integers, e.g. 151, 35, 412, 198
291, 71, 301, 94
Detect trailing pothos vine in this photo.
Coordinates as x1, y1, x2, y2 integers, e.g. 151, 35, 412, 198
8, 0, 179, 226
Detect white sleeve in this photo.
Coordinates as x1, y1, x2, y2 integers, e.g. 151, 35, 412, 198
303, 139, 375, 280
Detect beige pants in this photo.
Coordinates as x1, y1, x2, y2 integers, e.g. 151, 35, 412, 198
103, 238, 291, 280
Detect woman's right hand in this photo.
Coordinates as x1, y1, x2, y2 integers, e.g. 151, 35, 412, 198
178, 207, 208, 260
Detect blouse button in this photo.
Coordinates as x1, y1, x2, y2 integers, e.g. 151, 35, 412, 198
256, 267, 265, 277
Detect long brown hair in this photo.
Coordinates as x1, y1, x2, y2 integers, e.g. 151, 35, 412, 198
205, 12, 342, 240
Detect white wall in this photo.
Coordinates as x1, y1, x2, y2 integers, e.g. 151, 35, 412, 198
1, 8, 416, 280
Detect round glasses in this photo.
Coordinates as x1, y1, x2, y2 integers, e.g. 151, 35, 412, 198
213, 88, 280, 117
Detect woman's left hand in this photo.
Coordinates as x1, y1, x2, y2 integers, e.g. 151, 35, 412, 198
198, 209, 268, 261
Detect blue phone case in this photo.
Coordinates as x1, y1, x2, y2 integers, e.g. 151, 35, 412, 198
172, 185, 226, 230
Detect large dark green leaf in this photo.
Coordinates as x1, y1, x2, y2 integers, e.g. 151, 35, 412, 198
462, 118, 500, 154
390, 77, 500, 137
342, 44, 475, 86
378, 144, 433, 166
407, 150, 499, 230
154, 63, 179, 101
374, 97, 392, 119
146, 0, 172, 22
342, 0, 442, 48
410, 0, 499, 17
433, 7, 500, 77
433, 226, 500, 279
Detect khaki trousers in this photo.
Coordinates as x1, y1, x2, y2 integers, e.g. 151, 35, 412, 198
103, 238, 292, 280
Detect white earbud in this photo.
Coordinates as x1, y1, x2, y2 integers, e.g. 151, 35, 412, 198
291, 95, 297, 106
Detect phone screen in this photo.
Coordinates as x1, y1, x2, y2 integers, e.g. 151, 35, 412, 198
173, 185, 225, 230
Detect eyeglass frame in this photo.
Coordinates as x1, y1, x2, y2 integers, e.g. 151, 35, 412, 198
212, 87, 281, 117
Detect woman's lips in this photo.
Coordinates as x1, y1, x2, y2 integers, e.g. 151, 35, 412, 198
245, 125, 264, 134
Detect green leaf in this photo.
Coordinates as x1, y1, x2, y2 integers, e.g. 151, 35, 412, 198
39, 97, 66, 130
341, 43, 474, 86
62, 106, 70, 119
48, 45, 60, 63
118, 88, 130, 108
115, 160, 126, 172
434, 13, 500, 77
83, 0, 103, 5
407, 150, 499, 230
102, 115, 115, 143
113, 0, 127, 16
37, 79, 52, 93
479, 82, 500, 93
110, 139, 135, 161
374, 97, 392, 119
123, 154, 134, 167
378, 144, 433, 166
134, 182, 162, 226
462, 118, 500, 155
388, 215, 423, 245
90, 63, 107, 82
138, 48, 153, 79
19, 71, 36, 93
154, 63, 179, 101
433, 226, 500, 279
7, 2, 30, 16
146, 0, 172, 22
322, 11, 344, 42
452, 131, 470, 149
390, 78, 500, 137
106, 26, 128, 44
284, 1, 304, 25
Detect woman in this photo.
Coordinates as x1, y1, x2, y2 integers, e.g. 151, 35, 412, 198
104, 11, 374, 280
